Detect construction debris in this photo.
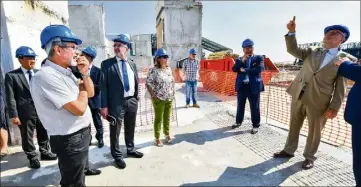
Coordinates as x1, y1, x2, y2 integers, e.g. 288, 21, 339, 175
207, 51, 239, 60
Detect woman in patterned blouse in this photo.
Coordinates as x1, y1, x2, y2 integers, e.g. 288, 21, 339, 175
146, 48, 175, 147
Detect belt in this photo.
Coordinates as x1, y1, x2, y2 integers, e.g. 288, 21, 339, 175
242, 82, 249, 84
125, 96, 135, 100
50, 125, 90, 139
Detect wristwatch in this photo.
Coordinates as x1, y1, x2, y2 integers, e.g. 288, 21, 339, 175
80, 72, 90, 80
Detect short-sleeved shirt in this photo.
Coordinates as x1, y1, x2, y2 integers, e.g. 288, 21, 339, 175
30, 60, 92, 136
182, 58, 200, 81
146, 67, 175, 101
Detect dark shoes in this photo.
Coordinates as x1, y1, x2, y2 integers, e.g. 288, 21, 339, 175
85, 168, 101, 176
231, 123, 241, 129
232, 124, 259, 134
251, 127, 259, 134
95, 134, 104, 148
29, 159, 41, 169
301, 159, 314, 170
98, 139, 104, 148
41, 152, 57, 160
114, 150, 143, 169
127, 150, 144, 158
115, 158, 126, 169
274, 150, 314, 169
273, 150, 295, 158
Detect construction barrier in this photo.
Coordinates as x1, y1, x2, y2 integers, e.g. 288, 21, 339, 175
26, 66, 351, 149
25, 68, 177, 145
199, 69, 353, 148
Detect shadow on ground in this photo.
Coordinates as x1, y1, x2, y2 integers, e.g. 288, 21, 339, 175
0, 144, 115, 186
176, 86, 236, 103
181, 158, 302, 186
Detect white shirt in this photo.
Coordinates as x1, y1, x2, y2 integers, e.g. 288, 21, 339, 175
288, 32, 339, 70
88, 64, 93, 75
116, 57, 135, 97
20, 67, 34, 84
30, 60, 92, 136
319, 47, 338, 69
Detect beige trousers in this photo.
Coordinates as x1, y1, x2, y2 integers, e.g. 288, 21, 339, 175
283, 97, 327, 161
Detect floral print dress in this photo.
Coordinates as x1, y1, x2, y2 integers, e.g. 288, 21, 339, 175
146, 67, 175, 101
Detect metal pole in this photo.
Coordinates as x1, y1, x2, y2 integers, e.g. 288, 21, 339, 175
265, 73, 272, 124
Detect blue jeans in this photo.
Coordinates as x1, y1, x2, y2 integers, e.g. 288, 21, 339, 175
185, 80, 198, 105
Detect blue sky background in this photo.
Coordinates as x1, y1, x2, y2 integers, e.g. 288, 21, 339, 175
68, 1, 360, 62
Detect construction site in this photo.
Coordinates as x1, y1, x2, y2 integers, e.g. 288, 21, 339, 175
1, 0, 360, 186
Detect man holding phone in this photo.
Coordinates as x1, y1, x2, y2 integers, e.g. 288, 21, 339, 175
231, 39, 265, 134
100, 34, 143, 170
30, 24, 94, 186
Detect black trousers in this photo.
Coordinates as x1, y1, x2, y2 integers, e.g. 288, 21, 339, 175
90, 108, 103, 139
110, 97, 138, 160
50, 127, 91, 187
236, 83, 261, 127
19, 117, 50, 160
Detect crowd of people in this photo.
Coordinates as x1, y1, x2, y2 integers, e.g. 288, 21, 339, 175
0, 16, 359, 187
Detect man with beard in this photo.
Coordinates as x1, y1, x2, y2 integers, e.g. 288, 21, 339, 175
100, 34, 143, 169
5, 46, 57, 168
231, 39, 265, 134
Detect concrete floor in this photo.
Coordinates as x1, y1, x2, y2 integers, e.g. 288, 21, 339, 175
0, 85, 355, 186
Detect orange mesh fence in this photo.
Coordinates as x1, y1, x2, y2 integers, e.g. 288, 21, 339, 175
28, 68, 178, 144
199, 69, 352, 148
87, 68, 178, 136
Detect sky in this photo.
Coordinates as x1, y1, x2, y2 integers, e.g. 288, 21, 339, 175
68, 1, 360, 62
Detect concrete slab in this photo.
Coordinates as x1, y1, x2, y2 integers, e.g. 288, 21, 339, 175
0, 84, 355, 186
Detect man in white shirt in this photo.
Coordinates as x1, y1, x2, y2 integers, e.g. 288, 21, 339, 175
4, 46, 56, 169
100, 34, 143, 169
30, 25, 94, 187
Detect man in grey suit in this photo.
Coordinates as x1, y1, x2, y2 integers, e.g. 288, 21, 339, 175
5, 46, 56, 168
274, 17, 357, 169
100, 34, 143, 169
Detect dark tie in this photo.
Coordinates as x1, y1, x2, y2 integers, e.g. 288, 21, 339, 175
246, 57, 250, 68
27, 70, 32, 81
121, 60, 130, 92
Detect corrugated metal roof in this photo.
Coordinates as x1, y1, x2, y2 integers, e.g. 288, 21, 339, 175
201, 37, 233, 53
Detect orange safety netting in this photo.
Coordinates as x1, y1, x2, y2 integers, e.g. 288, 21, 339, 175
195, 69, 352, 148
29, 67, 352, 149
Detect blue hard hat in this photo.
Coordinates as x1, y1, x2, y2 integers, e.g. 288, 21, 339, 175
40, 24, 82, 49
189, 48, 197, 54
82, 46, 97, 59
324, 25, 350, 43
114, 34, 131, 48
154, 48, 169, 58
242, 39, 254, 48
15, 46, 37, 58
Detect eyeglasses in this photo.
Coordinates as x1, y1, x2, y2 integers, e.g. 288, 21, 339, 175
113, 44, 128, 49
60, 45, 78, 51
325, 30, 345, 38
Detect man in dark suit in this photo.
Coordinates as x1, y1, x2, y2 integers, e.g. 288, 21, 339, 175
81, 46, 104, 148
335, 58, 360, 186
100, 34, 143, 169
231, 39, 265, 134
5, 46, 56, 168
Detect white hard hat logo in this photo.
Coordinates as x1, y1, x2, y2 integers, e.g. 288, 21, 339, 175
28, 49, 34, 54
